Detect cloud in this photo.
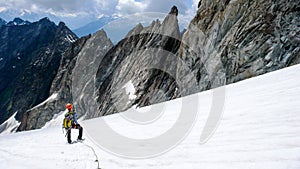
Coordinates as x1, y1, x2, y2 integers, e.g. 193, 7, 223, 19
0, 0, 193, 18
0, 7, 7, 13
115, 0, 188, 16
0, 0, 118, 16
91, 0, 119, 15
144, 0, 187, 14
192, 0, 199, 10
0, 0, 195, 29
116, 0, 147, 16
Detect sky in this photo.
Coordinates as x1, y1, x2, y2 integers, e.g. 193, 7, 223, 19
0, 0, 199, 29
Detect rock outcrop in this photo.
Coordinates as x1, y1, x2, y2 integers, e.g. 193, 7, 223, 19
72, 30, 114, 118
91, 6, 181, 117
177, 0, 300, 96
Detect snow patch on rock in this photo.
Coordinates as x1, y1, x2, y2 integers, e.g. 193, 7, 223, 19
29, 93, 58, 111
0, 112, 21, 135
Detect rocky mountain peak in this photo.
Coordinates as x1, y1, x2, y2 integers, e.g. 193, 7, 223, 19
6, 17, 30, 26
12, 17, 24, 23
36, 17, 54, 26
161, 6, 180, 39
126, 23, 144, 38
39, 17, 50, 22
169, 6, 178, 16
58, 21, 66, 27
137, 6, 180, 40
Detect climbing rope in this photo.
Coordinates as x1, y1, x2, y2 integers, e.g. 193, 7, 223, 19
62, 129, 100, 168
81, 141, 101, 169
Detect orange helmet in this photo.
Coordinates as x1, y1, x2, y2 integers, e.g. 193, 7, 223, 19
66, 103, 72, 110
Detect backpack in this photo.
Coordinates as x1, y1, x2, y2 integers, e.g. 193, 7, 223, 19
63, 112, 74, 129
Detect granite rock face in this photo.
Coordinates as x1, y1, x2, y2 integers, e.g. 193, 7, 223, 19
177, 0, 300, 96
91, 6, 181, 117
72, 30, 114, 118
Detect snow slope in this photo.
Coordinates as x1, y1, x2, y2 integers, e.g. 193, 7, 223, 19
0, 127, 99, 169
0, 64, 300, 169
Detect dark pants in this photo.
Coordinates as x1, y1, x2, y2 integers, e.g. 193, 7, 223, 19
67, 123, 83, 143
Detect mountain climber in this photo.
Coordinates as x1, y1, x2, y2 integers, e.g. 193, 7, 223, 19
63, 103, 83, 144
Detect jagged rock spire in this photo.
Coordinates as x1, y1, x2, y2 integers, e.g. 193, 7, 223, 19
169, 6, 178, 16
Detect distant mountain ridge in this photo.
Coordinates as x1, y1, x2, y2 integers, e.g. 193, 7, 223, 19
73, 16, 117, 37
